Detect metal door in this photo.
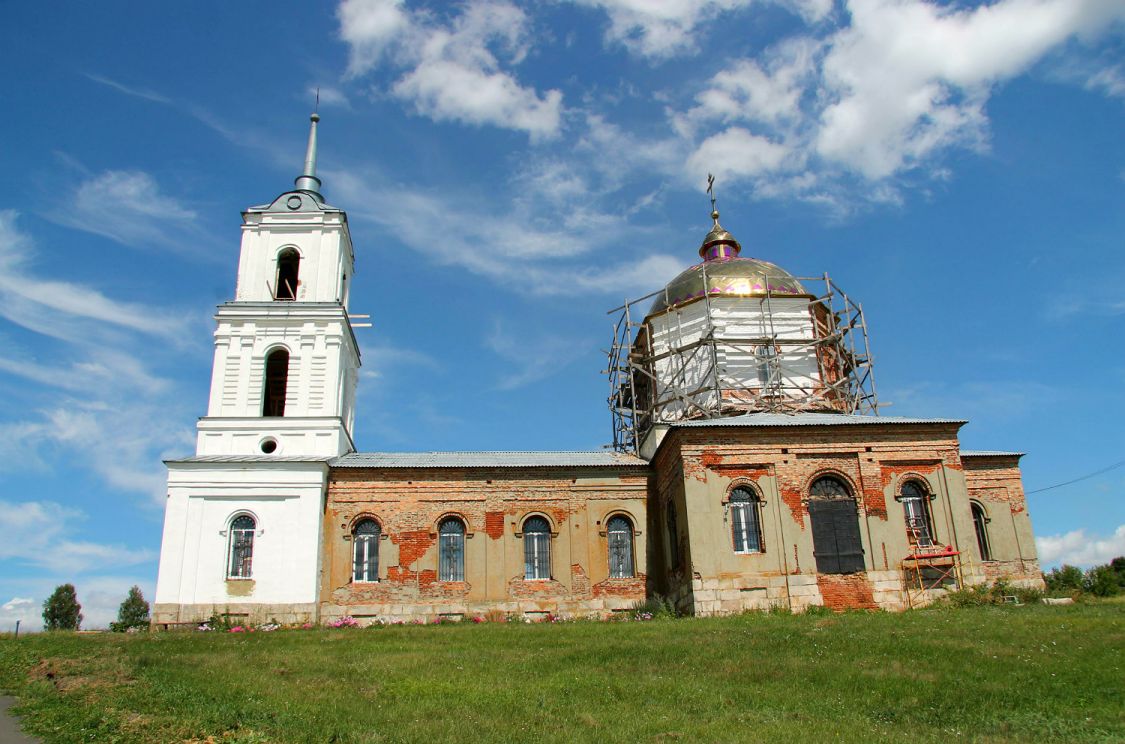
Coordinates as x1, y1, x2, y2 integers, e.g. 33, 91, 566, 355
809, 498, 865, 574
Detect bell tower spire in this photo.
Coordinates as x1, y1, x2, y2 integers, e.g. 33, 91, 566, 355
294, 112, 322, 195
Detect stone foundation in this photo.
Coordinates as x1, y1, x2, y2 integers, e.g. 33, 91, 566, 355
152, 602, 318, 629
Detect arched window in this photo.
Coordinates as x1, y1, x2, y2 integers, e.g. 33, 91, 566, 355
607, 515, 635, 578
262, 349, 289, 417
810, 476, 851, 500
808, 475, 865, 574
730, 487, 763, 554
227, 515, 256, 579
352, 519, 380, 582
439, 517, 465, 582
275, 248, 299, 300
971, 501, 992, 562
523, 516, 551, 580
900, 481, 935, 548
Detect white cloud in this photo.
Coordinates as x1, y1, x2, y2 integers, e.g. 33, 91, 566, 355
664, 0, 1125, 202
1036, 524, 1125, 568
815, 0, 1125, 179
0, 500, 156, 575
338, 0, 562, 137
50, 170, 201, 251
686, 127, 791, 183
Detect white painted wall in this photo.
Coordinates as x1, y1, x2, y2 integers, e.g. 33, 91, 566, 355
234, 210, 354, 304
155, 463, 328, 609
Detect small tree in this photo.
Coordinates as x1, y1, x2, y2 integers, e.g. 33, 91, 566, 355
42, 584, 82, 631
1044, 564, 1084, 595
110, 585, 151, 632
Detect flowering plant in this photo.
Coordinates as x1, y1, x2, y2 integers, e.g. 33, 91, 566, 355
329, 616, 360, 628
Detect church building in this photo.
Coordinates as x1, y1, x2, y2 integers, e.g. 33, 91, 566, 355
153, 116, 1043, 627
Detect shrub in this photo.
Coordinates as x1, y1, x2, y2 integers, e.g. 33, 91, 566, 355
940, 580, 1043, 607
1084, 565, 1121, 597
42, 584, 82, 631
630, 595, 676, 620
110, 586, 150, 632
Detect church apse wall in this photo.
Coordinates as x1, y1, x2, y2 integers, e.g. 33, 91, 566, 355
650, 420, 1039, 614
319, 465, 649, 623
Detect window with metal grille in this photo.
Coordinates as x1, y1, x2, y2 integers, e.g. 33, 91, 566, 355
262, 348, 289, 417
439, 517, 465, 581
352, 518, 380, 582
275, 248, 299, 300
900, 481, 935, 547
971, 501, 992, 561
730, 487, 763, 553
607, 515, 635, 578
523, 516, 551, 580
227, 515, 255, 579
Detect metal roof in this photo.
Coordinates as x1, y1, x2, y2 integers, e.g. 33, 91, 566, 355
670, 413, 966, 428
960, 450, 1025, 458
165, 455, 332, 464
331, 451, 649, 469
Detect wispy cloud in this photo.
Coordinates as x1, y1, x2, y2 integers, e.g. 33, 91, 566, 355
485, 318, 587, 390
49, 169, 205, 252
1036, 524, 1125, 568
0, 210, 190, 343
329, 167, 682, 298
0, 211, 199, 501
0, 500, 156, 574
569, 0, 831, 60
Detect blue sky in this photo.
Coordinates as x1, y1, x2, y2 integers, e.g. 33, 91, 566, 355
1, 0, 1123, 629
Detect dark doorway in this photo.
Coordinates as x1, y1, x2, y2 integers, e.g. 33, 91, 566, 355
808, 478, 865, 574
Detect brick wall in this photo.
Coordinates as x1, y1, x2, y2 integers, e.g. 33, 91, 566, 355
319, 465, 649, 622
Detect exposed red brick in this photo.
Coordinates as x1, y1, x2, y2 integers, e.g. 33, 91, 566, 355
484, 511, 505, 539
816, 574, 877, 611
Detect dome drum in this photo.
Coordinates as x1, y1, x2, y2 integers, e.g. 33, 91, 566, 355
606, 216, 878, 455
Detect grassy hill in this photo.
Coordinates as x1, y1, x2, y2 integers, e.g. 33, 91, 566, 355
1, 602, 1122, 743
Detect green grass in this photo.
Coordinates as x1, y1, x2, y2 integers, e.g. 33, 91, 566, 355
2, 603, 1123, 743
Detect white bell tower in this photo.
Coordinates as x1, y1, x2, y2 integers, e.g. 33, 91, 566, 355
198, 112, 360, 459
154, 113, 363, 626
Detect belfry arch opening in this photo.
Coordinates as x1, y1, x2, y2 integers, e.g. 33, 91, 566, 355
275, 248, 300, 300
262, 348, 290, 417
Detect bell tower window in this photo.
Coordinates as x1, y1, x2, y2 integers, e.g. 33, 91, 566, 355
262, 348, 289, 417
275, 248, 300, 300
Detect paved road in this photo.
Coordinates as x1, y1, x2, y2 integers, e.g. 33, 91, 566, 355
0, 698, 38, 744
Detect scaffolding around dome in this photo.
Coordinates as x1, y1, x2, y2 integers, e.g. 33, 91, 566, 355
606, 271, 880, 456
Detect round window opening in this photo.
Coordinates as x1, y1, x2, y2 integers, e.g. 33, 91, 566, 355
260, 438, 278, 454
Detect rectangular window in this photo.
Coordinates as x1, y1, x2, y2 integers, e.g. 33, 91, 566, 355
524, 533, 550, 580
439, 532, 464, 581
608, 530, 634, 578
731, 503, 762, 553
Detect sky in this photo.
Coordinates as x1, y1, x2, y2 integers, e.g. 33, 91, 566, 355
1, 0, 1123, 630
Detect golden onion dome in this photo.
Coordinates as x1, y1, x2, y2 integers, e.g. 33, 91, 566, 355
647, 208, 807, 316
647, 256, 809, 316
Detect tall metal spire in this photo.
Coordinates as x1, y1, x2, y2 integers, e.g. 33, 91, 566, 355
294, 112, 322, 194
